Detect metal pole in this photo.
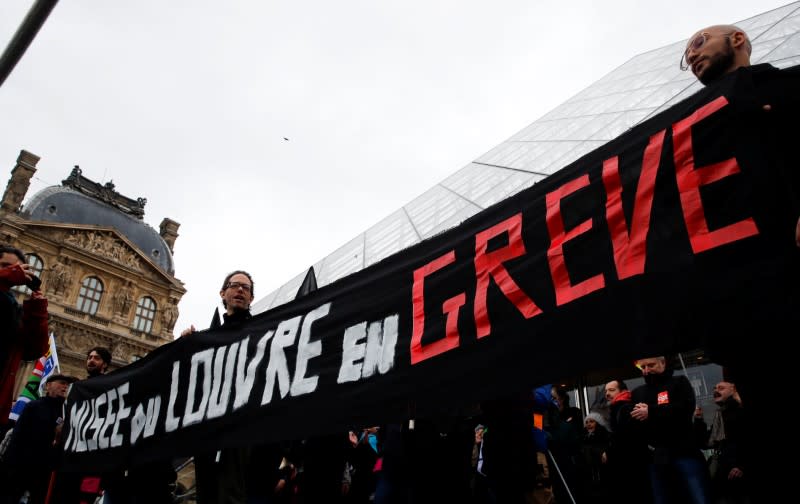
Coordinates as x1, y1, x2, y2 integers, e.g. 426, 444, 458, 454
0, 0, 60, 88
677, 352, 689, 376
546, 448, 578, 504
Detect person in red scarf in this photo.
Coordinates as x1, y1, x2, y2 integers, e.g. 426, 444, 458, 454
0, 245, 49, 431
603, 379, 652, 504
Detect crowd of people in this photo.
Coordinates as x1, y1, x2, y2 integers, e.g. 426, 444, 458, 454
0, 18, 794, 504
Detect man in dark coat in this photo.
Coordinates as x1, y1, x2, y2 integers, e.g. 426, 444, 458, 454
2, 373, 77, 504
682, 23, 800, 496
705, 381, 748, 504
182, 270, 256, 504
604, 379, 651, 504
631, 356, 710, 504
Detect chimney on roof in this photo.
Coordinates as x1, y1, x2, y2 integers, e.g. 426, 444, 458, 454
159, 217, 180, 253
2, 149, 39, 213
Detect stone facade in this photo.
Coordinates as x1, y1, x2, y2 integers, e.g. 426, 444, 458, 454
1, 149, 185, 380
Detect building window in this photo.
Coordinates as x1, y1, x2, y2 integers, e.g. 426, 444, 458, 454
13, 253, 45, 295
77, 276, 103, 315
133, 296, 156, 333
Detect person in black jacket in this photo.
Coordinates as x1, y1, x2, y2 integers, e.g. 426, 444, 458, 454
681, 23, 799, 497
705, 381, 748, 504
2, 373, 77, 504
181, 270, 256, 504
631, 356, 710, 504
603, 379, 652, 504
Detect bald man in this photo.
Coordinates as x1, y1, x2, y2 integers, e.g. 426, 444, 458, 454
681, 25, 752, 85
682, 24, 800, 248
680, 22, 797, 499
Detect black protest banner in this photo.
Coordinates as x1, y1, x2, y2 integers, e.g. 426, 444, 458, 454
62, 65, 799, 470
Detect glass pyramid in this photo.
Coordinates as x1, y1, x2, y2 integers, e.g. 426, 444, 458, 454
253, 1, 800, 314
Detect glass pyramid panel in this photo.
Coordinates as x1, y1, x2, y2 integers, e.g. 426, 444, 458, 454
257, 2, 800, 309
364, 210, 420, 268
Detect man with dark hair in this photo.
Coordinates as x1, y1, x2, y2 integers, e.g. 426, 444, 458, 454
181, 270, 254, 336
86, 346, 112, 377
181, 270, 255, 504
604, 379, 651, 504
81, 346, 177, 503
0, 244, 49, 431
53, 347, 115, 503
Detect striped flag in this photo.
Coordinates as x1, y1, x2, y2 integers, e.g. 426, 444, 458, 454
38, 333, 60, 394
8, 333, 59, 421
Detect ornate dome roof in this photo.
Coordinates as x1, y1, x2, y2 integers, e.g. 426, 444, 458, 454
22, 185, 175, 274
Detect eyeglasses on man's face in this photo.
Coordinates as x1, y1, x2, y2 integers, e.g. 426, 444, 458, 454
679, 31, 734, 71
226, 281, 252, 292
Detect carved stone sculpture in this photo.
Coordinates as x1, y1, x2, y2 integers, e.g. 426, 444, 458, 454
161, 300, 179, 331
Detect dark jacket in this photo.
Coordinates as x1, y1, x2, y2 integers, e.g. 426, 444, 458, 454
2, 395, 64, 504
631, 369, 702, 464
606, 392, 653, 504
606, 391, 650, 465
5, 395, 64, 469
1, 264, 49, 426
194, 309, 253, 504
706, 397, 747, 492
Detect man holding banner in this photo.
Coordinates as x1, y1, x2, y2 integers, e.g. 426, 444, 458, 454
182, 270, 257, 504
0, 245, 49, 432
682, 23, 799, 498
683, 23, 800, 249
1, 373, 77, 504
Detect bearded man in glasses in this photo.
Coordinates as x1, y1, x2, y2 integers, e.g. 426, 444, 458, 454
683, 24, 800, 249
681, 25, 751, 85
683, 23, 798, 500
181, 270, 256, 504
181, 270, 255, 336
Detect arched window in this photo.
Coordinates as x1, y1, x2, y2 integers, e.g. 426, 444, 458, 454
133, 296, 157, 333
77, 276, 103, 315
14, 253, 45, 295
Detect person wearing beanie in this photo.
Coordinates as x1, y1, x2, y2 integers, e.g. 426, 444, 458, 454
579, 411, 611, 502
585, 412, 610, 433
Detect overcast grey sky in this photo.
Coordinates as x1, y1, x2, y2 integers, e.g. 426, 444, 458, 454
1, 0, 790, 338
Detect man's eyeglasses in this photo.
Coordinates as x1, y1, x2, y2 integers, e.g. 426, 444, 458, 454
225, 281, 252, 292
679, 31, 733, 71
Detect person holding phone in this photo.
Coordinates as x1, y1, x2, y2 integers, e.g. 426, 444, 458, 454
0, 244, 49, 432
